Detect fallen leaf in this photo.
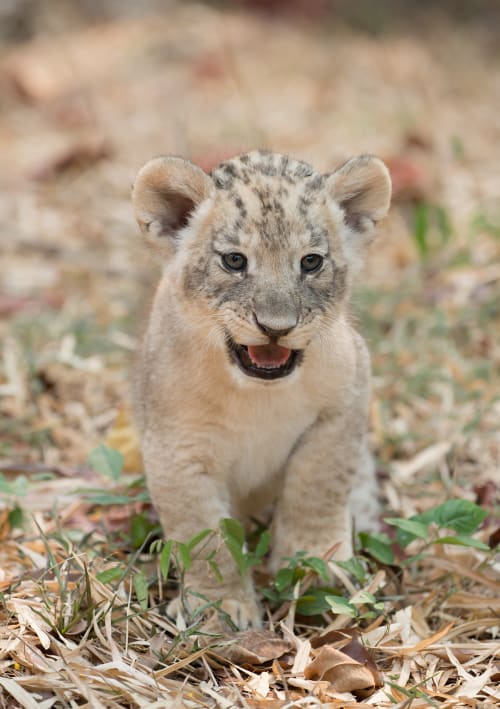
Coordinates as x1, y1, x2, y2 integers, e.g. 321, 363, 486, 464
247, 670, 271, 698
311, 627, 361, 649
191, 51, 227, 81
220, 630, 291, 665
0, 292, 64, 317
304, 641, 382, 699
399, 622, 455, 655
404, 130, 433, 151
7, 598, 52, 649
105, 407, 143, 473
474, 480, 498, 508
313, 629, 381, 685
30, 137, 112, 181
384, 155, 430, 202
488, 526, 500, 549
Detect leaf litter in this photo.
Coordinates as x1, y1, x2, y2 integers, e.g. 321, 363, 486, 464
0, 1, 499, 706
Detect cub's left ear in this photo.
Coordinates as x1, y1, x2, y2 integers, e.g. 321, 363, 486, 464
326, 155, 391, 235
132, 156, 214, 258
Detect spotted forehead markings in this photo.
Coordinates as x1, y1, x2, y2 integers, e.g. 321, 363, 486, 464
210, 152, 331, 248
233, 194, 248, 218
210, 151, 319, 191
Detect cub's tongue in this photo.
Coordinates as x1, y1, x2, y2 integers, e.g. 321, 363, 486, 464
247, 344, 292, 368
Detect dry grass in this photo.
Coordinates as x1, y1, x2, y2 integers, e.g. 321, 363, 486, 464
0, 2, 499, 706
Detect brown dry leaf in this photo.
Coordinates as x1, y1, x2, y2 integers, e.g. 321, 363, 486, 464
0, 292, 65, 317
397, 622, 455, 655
488, 525, 500, 549
1, 47, 69, 103
105, 407, 143, 473
311, 629, 382, 685
245, 700, 287, 709
191, 51, 227, 81
384, 155, 430, 202
0, 18, 164, 103
6, 598, 52, 650
30, 137, 112, 181
220, 630, 291, 665
474, 480, 498, 508
0, 509, 12, 542
304, 643, 382, 699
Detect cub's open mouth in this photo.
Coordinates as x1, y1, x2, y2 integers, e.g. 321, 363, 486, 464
227, 338, 302, 380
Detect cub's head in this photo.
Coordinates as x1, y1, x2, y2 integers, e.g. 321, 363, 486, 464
133, 150, 391, 382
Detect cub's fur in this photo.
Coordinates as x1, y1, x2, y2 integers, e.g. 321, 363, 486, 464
132, 150, 391, 629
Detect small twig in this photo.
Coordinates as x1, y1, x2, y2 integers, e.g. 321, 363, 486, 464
0, 461, 95, 478
0, 461, 146, 479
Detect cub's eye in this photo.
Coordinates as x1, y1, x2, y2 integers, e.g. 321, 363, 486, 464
222, 252, 247, 272
301, 253, 323, 274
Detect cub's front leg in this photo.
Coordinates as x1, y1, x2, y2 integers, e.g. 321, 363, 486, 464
143, 431, 261, 629
270, 406, 370, 572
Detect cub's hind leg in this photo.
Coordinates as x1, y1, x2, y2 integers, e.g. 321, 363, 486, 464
349, 442, 380, 533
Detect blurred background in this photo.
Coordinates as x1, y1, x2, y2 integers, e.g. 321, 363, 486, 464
0, 0, 499, 512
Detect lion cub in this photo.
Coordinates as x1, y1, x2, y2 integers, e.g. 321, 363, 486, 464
132, 150, 391, 628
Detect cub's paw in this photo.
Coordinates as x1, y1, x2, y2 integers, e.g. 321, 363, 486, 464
218, 597, 262, 631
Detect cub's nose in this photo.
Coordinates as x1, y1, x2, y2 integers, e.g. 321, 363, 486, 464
253, 313, 298, 339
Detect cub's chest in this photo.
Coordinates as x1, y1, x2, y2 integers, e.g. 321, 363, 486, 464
227, 391, 317, 495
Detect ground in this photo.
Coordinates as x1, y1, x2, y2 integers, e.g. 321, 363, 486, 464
0, 2, 499, 707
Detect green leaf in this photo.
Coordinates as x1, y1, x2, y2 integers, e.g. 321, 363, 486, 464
351, 590, 377, 606
208, 558, 224, 584
177, 542, 192, 571
133, 572, 148, 610
149, 539, 162, 554
384, 517, 429, 541
254, 530, 271, 558
130, 512, 155, 549
8, 505, 24, 529
0, 474, 28, 497
159, 540, 173, 579
87, 444, 123, 481
432, 535, 490, 551
187, 529, 212, 552
80, 491, 134, 506
260, 587, 282, 604
96, 566, 123, 584
223, 536, 247, 576
325, 595, 358, 617
418, 499, 487, 534
412, 203, 429, 258
303, 557, 330, 582
275, 567, 294, 592
219, 518, 245, 547
359, 532, 395, 565
127, 490, 151, 504
296, 590, 332, 616
287, 551, 307, 566
436, 204, 452, 244
401, 551, 427, 568
220, 518, 249, 575
336, 557, 367, 584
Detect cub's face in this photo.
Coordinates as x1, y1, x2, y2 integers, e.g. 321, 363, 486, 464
133, 151, 391, 382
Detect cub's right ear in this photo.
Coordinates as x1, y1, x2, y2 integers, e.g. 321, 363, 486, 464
132, 156, 214, 255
